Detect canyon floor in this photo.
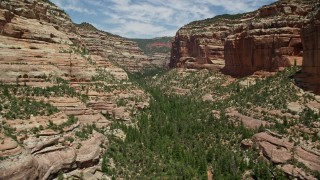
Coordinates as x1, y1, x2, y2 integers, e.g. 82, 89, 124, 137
101, 67, 320, 179
2, 66, 320, 179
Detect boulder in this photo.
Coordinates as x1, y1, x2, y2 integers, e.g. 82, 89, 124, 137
76, 132, 106, 168
36, 148, 77, 179
252, 132, 320, 172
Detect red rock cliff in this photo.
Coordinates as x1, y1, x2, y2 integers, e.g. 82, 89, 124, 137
170, 0, 317, 76
298, 6, 320, 93
224, 1, 315, 76
170, 18, 234, 70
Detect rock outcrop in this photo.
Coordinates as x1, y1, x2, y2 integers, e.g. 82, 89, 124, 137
0, 153, 39, 180
76, 22, 151, 72
224, 1, 314, 76
252, 132, 320, 177
0, 0, 75, 37
170, 0, 317, 76
297, 6, 320, 93
170, 19, 229, 70
0, 0, 150, 179
0, 0, 94, 83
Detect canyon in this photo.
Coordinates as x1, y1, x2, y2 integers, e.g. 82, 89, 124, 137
132, 37, 173, 67
0, 0, 320, 179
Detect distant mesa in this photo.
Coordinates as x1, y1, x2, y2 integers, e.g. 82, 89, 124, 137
131, 37, 173, 55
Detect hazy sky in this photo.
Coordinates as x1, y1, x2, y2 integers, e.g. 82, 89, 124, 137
51, 0, 277, 39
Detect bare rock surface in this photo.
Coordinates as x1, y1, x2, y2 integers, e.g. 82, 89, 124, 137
252, 132, 320, 173
76, 132, 106, 168
36, 148, 77, 179
0, 1, 150, 179
227, 108, 272, 129
170, 0, 317, 76
297, 6, 320, 94
76, 23, 151, 72
0, 135, 22, 157
0, 153, 39, 180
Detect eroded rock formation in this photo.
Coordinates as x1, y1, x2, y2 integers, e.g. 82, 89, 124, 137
297, 6, 320, 93
170, 0, 317, 76
0, 0, 149, 179
251, 132, 320, 179
76, 22, 151, 72
170, 21, 229, 70
224, 1, 314, 76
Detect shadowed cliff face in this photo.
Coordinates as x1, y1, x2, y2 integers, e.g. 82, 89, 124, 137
295, 6, 320, 94
170, 0, 318, 76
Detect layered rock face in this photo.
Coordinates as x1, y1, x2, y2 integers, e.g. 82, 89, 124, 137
170, 20, 230, 70
170, 0, 317, 76
251, 132, 320, 179
224, 1, 315, 76
76, 23, 151, 72
0, 1, 149, 179
0, 0, 75, 39
299, 7, 320, 93
0, 0, 92, 83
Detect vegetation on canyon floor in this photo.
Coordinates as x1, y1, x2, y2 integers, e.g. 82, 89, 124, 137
101, 67, 320, 179
1, 63, 319, 179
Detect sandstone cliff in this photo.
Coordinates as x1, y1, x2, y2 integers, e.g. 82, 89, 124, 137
0, 0, 75, 40
76, 22, 151, 72
297, 6, 320, 93
170, 0, 317, 76
0, 1, 149, 179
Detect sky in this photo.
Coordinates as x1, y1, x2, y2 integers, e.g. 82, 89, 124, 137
51, 0, 277, 39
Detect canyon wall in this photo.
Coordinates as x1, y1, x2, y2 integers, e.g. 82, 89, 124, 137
76, 23, 152, 72
0, 1, 149, 179
170, 0, 317, 76
224, 1, 314, 76
299, 6, 320, 93
0, 0, 75, 39
170, 18, 234, 70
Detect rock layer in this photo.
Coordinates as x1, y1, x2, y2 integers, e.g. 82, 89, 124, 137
0, 153, 39, 180
170, 0, 317, 76
0, 0, 75, 36
170, 23, 229, 70
76, 23, 151, 72
298, 6, 320, 93
0, 1, 150, 179
252, 132, 320, 175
